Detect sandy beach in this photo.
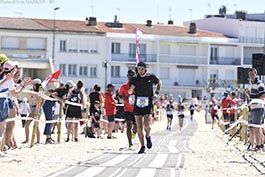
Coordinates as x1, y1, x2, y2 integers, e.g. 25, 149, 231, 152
1, 110, 265, 177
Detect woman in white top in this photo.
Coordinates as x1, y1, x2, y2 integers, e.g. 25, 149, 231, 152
0, 59, 31, 150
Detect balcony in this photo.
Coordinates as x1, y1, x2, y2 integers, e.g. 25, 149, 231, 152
159, 54, 208, 65
243, 57, 252, 65
239, 36, 265, 44
111, 53, 157, 62
210, 57, 241, 65
111, 76, 128, 85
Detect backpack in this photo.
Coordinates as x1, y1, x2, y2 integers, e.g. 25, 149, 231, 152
69, 89, 82, 103
85, 126, 95, 138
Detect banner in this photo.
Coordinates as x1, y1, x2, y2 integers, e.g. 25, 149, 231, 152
136, 28, 143, 64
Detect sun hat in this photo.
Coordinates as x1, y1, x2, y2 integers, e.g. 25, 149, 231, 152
66, 80, 75, 88
0, 54, 8, 64
3, 60, 19, 70
32, 78, 42, 85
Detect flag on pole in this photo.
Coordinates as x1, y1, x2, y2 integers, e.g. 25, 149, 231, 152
41, 69, 62, 88
136, 28, 143, 64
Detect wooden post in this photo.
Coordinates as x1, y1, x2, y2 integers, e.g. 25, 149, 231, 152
1, 136, 5, 151
84, 104, 89, 137
30, 93, 42, 148
218, 114, 225, 132
57, 102, 63, 143
240, 106, 248, 144
230, 109, 238, 136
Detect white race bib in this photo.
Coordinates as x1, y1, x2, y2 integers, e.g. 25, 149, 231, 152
128, 95, 135, 105
136, 97, 149, 108
167, 111, 173, 115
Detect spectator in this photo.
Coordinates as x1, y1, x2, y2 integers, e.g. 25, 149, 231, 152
104, 84, 117, 139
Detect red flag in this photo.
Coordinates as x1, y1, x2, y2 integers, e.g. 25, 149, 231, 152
41, 69, 62, 88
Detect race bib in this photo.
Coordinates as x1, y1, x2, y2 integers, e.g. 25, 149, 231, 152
136, 97, 149, 108
129, 95, 135, 105
167, 111, 173, 115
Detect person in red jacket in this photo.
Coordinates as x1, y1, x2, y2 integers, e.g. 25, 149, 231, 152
104, 84, 117, 139
119, 69, 137, 149
221, 92, 232, 130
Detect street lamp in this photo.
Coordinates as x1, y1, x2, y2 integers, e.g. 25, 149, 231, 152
52, 7, 60, 61
102, 60, 110, 91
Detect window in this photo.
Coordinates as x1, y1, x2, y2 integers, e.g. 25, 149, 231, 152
79, 40, 89, 52
129, 43, 136, 58
60, 64, 66, 76
129, 43, 146, 59
60, 40, 66, 52
210, 47, 218, 62
1, 37, 19, 49
89, 40, 98, 53
68, 39, 78, 52
111, 42, 120, 54
79, 65, 88, 76
90, 65, 97, 78
160, 67, 169, 79
160, 44, 170, 55
68, 64, 77, 76
179, 45, 196, 55
26, 38, 45, 50
111, 66, 120, 77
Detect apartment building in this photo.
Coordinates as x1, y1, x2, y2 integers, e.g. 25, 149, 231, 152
0, 16, 244, 99
183, 11, 265, 79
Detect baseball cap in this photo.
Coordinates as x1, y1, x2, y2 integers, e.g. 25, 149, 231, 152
0, 54, 8, 64
3, 60, 19, 70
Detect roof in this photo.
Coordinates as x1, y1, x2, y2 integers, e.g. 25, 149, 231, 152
0, 17, 49, 31
0, 16, 227, 38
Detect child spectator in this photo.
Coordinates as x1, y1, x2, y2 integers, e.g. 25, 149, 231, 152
91, 101, 103, 138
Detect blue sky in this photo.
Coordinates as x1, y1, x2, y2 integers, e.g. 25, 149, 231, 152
0, 0, 264, 26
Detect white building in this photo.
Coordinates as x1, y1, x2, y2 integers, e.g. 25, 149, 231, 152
1, 16, 253, 99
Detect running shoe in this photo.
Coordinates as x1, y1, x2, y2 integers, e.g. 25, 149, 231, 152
132, 132, 136, 139
138, 146, 146, 154
65, 138, 70, 142
0, 151, 6, 157
146, 136, 152, 149
128, 144, 134, 150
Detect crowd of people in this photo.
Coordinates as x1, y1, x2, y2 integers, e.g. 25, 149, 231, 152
0, 55, 164, 155
1, 51, 264, 157
203, 68, 265, 152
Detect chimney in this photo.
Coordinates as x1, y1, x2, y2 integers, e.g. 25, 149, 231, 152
189, 22, 196, 33
114, 15, 118, 23
168, 20, 174, 25
235, 11, 246, 20
146, 20, 152, 27
86, 17, 97, 26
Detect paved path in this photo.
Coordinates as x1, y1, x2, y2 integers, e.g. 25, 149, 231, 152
47, 118, 198, 177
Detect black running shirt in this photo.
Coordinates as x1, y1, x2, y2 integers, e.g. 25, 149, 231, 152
130, 73, 159, 97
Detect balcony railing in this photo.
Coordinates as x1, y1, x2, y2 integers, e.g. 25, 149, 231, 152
210, 57, 241, 65
239, 36, 265, 44
111, 53, 157, 62
159, 55, 208, 64
243, 57, 252, 65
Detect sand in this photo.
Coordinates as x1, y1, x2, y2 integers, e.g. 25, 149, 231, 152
1, 111, 264, 177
